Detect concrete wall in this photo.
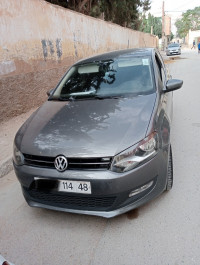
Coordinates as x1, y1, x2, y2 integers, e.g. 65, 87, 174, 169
0, 0, 158, 122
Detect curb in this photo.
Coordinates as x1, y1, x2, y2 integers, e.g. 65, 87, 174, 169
0, 157, 13, 178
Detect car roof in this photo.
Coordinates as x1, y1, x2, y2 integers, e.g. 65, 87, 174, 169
74, 48, 155, 65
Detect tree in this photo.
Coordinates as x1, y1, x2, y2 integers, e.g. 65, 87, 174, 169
170, 32, 174, 41
175, 6, 200, 38
139, 13, 162, 38
45, 0, 151, 30
100, 0, 151, 28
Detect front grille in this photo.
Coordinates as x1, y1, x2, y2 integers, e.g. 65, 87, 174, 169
23, 154, 112, 170
25, 188, 116, 211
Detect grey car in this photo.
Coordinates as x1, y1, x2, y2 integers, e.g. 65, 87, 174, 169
166, 43, 181, 56
13, 48, 183, 218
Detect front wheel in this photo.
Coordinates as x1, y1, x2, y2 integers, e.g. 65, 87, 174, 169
165, 145, 173, 191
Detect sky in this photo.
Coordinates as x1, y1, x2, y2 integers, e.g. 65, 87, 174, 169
149, 0, 200, 34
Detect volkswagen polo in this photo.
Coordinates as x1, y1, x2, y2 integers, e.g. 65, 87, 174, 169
13, 48, 183, 218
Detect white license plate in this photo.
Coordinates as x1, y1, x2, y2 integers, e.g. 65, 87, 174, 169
58, 180, 91, 194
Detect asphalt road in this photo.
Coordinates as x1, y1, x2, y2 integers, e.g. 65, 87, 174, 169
1, 49, 200, 265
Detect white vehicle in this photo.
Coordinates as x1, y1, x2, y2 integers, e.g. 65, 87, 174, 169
166, 43, 181, 56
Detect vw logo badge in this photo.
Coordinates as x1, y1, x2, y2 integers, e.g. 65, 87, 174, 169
54, 155, 68, 172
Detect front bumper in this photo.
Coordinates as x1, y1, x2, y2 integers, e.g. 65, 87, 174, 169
14, 150, 168, 218
166, 50, 181, 56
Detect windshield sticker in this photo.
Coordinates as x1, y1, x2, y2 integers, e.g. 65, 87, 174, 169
142, 59, 149, 65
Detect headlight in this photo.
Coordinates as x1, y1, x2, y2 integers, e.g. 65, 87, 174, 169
13, 143, 24, 166
110, 132, 158, 173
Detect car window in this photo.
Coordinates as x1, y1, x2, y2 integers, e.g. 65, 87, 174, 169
51, 57, 155, 100
168, 43, 180, 48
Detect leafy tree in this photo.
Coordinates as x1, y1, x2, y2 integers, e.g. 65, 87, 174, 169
100, 0, 151, 28
45, 0, 151, 29
175, 6, 200, 38
139, 13, 162, 38
170, 32, 174, 41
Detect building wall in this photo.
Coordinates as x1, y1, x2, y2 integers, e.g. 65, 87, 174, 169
186, 30, 200, 47
0, 0, 158, 122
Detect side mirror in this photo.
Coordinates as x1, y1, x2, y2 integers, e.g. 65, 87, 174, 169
47, 88, 54, 97
164, 79, 183, 93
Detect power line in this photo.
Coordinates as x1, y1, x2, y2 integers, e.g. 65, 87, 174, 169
150, 0, 200, 16
165, 10, 187, 13
174, 0, 199, 11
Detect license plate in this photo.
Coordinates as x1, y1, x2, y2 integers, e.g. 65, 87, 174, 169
58, 180, 91, 194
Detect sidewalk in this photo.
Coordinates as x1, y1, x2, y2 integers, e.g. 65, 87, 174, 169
0, 108, 36, 177
160, 50, 170, 62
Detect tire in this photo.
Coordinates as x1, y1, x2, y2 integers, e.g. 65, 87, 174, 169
165, 145, 173, 191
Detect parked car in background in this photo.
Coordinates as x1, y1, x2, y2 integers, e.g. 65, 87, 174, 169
166, 43, 181, 56
13, 48, 183, 218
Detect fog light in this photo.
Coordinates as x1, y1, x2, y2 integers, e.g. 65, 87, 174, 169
129, 181, 154, 197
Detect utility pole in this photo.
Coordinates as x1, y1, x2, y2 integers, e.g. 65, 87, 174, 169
151, 26, 153, 35
162, 1, 165, 51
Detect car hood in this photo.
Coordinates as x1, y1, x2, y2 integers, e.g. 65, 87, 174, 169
18, 94, 156, 157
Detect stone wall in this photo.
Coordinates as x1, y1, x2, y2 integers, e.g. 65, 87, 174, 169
0, 0, 158, 123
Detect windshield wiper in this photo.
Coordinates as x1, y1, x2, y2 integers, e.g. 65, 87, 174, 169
59, 96, 96, 101
52, 96, 75, 101
94, 95, 122, 100
51, 95, 121, 101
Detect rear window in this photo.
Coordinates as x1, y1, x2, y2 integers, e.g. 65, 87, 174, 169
52, 56, 155, 100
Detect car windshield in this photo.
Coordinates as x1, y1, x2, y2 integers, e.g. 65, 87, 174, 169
168, 43, 180, 48
51, 56, 155, 100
